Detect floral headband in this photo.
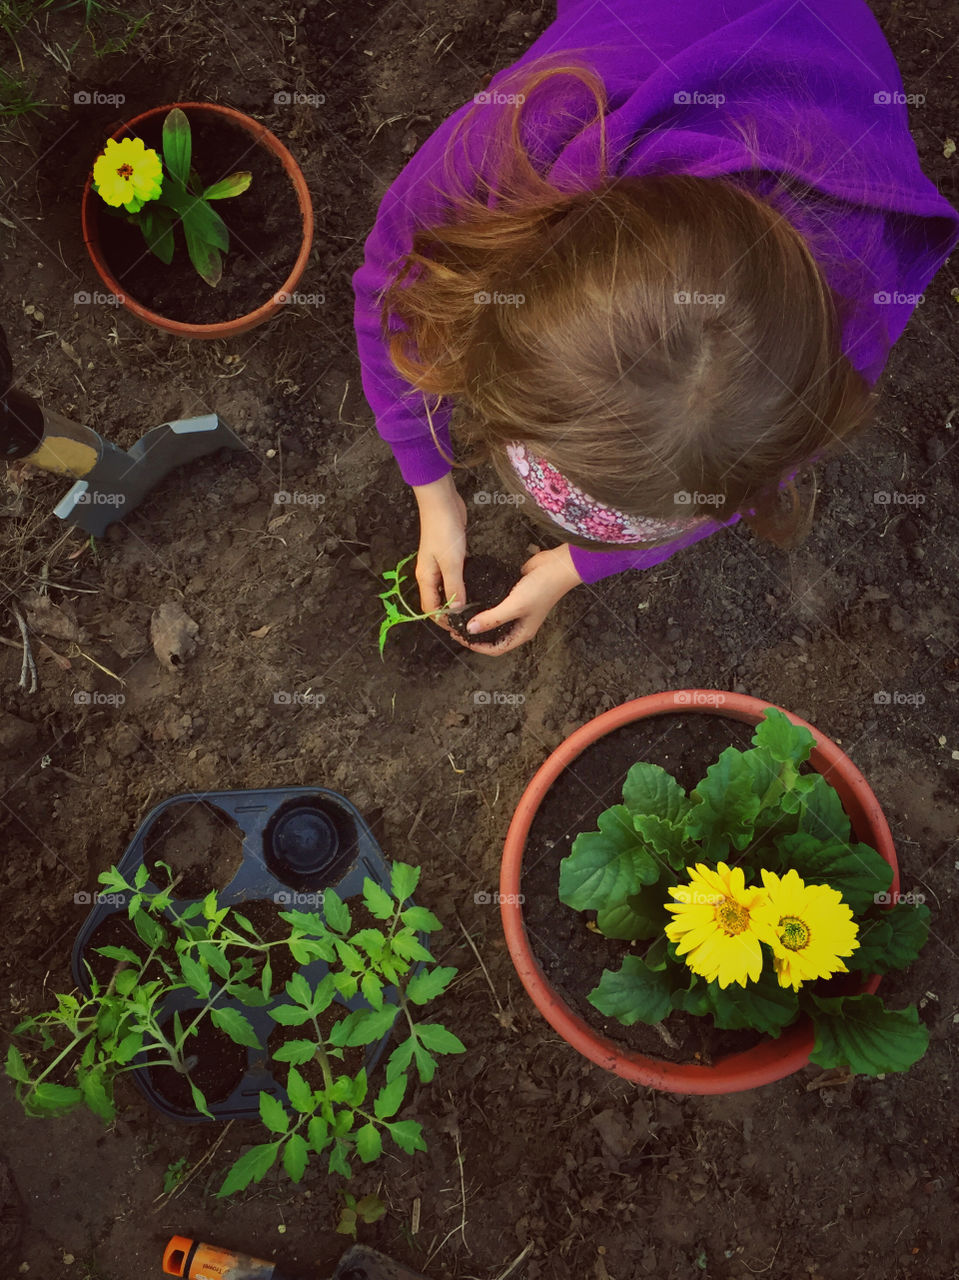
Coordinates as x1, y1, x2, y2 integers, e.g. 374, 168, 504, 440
506, 443, 706, 544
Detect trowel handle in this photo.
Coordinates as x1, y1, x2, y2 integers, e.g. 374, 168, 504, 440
163, 1236, 305, 1280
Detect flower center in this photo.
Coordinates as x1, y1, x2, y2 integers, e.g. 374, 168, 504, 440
117, 163, 134, 180
715, 897, 749, 935
779, 916, 810, 951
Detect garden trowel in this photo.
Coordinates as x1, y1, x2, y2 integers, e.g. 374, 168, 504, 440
1, 325, 246, 537
162, 1236, 432, 1279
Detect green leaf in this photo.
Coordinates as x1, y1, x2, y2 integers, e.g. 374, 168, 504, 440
751, 706, 816, 765
179, 954, 212, 999
401, 906, 443, 932
385, 1037, 415, 1082
412, 1023, 466, 1055
355, 1122, 383, 1163
412, 1041, 436, 1083
285, 972, 313, 1007
79, 1068, 114, 1122
270, 1004, 311, 1026
352, 929, 386, 958
260, 1091, 290, 1134
202, 170, 252, 199
261, 959, 273, 1001
114, 1031, 143, 1064
93, 945, 141, 964
363, 878, 395, 920
589, 955, 678, 1026
796, 773, 852, 843
848, 903, 929, 974
633, 814, 691, 870
210, 1006, 261, 1049
361, 972, 384, 1010
685, 747, 762, 858
161, 108, 192, 185
184, 223, 222, 287
391, 932, 433, 963
197, 942, 231, 980
286, 1066, 314, 1114
405, 965, 456, 1006
134, 863, 149, 890
323, 890, 351, 935
228, 983, 271, 1008
559, 805, 661, 912
282, 1132, 310, 1183
218, 1142, 279, 1197
328, 1140, 352, 1179
329, 1006, 398, 1047
771, 834, 892, 915
596, 880, 671, 941
190, 1080, 213, 1120
387, 1119, 426, 1155
622, 762, 689, 822
5, 1045, 29, 1083
139, 204, 175, 263
809, 993, 928, 1075
272, 1039, 317, 1065
373, 1072, 408, 1119
702, 966, 799, 1035
391, 862, 420, 902
308, 1115, 330, 1153
26, 1082, 84, 1116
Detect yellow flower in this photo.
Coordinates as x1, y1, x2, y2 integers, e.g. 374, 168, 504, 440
93, 137, 163, 213
665, 862, 779, 989
761, 868, 860, 991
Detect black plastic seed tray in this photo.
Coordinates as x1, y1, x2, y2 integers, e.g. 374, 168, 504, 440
71, 786, 408, 1123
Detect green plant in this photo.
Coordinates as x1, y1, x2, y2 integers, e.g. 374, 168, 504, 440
377, 554, 454, 656
336, 1192, 387, 1239
93, 107, 252, 286
162, 1156, 189, 1194
0, 68, 46, 123
559, 707, 930, 1075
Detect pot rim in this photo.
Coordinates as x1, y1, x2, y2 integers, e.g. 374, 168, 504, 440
499, 689, 898, 1095
80, 100, 314, 339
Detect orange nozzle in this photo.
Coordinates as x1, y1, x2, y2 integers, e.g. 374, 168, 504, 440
163, 1237, 195, 1277
162, 1236, 278, 1279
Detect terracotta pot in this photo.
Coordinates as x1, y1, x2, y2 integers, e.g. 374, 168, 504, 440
500, 691, 898, 1095
80, 102, 314, 339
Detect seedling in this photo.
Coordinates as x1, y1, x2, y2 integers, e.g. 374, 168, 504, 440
336, 1192, 387, 1239
93, 107, 252, 286
559, 708, 930, 1076
377, 554, 455, 657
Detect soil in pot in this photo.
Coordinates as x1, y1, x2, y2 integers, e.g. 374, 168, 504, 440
268, 1005, 367, 1094
143, 799, 245, 897
447, 555, 519, 647
79, 912, 167, 990
237, 896, 301, 989
148, 1012, 250, 1110
523, 713, 775, 1065
93, 112, 302, 324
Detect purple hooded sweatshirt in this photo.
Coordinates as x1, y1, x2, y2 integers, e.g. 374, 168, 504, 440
352, 0, 959, 584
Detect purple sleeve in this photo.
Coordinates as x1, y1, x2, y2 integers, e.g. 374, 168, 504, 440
569, 512, 742, 583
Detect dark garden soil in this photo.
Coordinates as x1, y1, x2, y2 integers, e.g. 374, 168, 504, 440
96, 111, 303, 325
523, 715, 768, 1064
0, 1, 958, 1279
148, 1014, 251, 1111
448, 555, 520, 646
144, 799, 246, 897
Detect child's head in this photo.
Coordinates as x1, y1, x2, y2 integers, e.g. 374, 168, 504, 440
382, 61, 876, 548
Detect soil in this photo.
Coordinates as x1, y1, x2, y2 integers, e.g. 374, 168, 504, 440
523, 715, 768, 1063
95, 111, 303, 324
1, 1, 958, 1279
447, 555, 520, 646
148, 1013, 251, 1111
144, 800, 246, 897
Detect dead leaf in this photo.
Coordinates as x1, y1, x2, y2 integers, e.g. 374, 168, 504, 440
150, 602, 199, 673
944, 137, 956, 160
267, 512, 292, 533
20, 590, 84, 642
249, 624, 272, 639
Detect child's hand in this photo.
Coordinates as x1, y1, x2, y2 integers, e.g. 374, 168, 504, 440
455, 544, 583, 655
412, 473, 467, 625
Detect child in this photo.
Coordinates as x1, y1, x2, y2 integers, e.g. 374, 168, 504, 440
353, 0, 958, 654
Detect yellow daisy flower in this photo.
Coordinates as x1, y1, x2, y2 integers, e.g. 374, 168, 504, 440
761, 868, 860, 991
665, 862, 779, 989
93, 137, 163, 214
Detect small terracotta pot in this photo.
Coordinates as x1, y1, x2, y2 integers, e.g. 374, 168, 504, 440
80, 102, 314, 339
500, 691, 898, 1096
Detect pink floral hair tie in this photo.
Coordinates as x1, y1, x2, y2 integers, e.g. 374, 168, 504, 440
505, 443, 707, 544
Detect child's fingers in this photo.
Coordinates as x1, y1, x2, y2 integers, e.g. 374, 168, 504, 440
440, 562, 466, 613
415, 560, 443, 614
